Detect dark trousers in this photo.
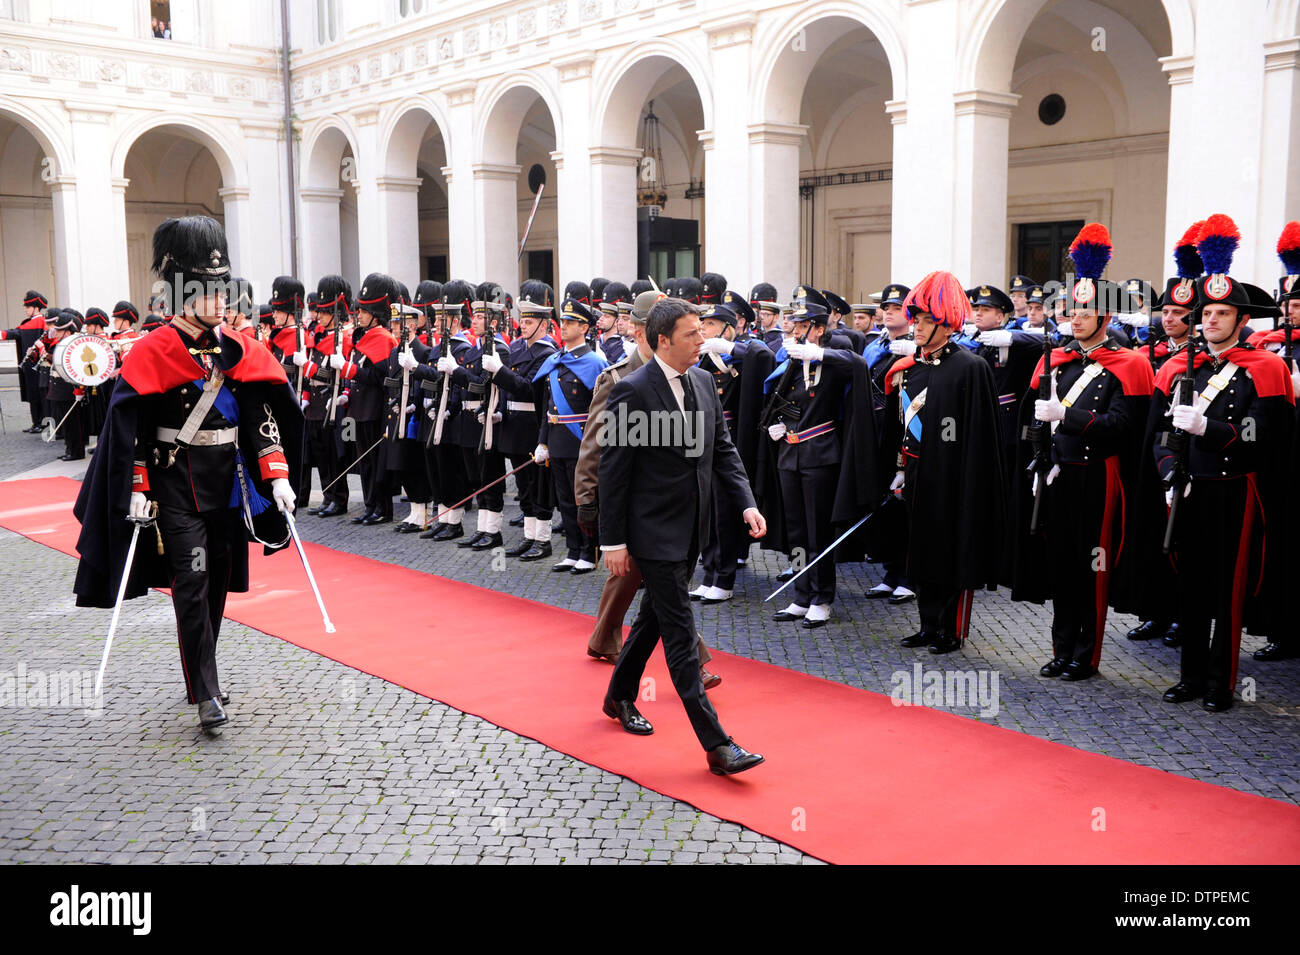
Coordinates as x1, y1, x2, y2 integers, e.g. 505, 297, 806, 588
509, 453, 552, 520
917, 586, 974, 641
778, 465, 838, 605
590, 561, 713, 664
25, 369, 45, 426
49, 399, 85, 459
882, 560, 909, 589
700, 476, 742, 590
157, 505, 234, 703
355, 420, 391, 518
300, 417, 347, 507
552, 456, 593, 561
460, 446, 504, 511
388, 439, 432, 504
608, 554, 727, 752
1046, 460, 1119, 668
430, 441, 468, 507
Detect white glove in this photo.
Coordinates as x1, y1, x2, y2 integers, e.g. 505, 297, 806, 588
1035, 398, 1066, 423
436, 355, 458, 374
782, 337, 798, 355
1171, 404, 1207, 436
532, 443, 549, 463
1290, 370, 1300, 400
405, 404, 416, 415
768, 422, 787, 442
1021, 325, 1046, 337
271, 477, 296, 513
700, 337, 734, 355
129, 492, 150, 520
481, 352, 503, 374
328, 353, 345, 370
398, 350, 418, 371
477, 411, 503, 424
1164, 482, 1191, 509
300, 394, 310, 411
977, 330, 1013, 348
889, 339, 916, 357
962, 324, 978, 337
292, 351, 308, 367
889, 471, 905, 492
334, 394, 349, 409
1115, 314, 1147, 327
786, 342, 824, 362
1055, 323, 1074, 338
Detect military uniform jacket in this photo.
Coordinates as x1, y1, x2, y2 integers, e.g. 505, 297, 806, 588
971, 330, 1042, 449
411, 333, 472, 445
344, 325, 398, 423
299, 324, 354, 422
268, 323, 310, 388
489, 335, 557, 457
444, 333, 510, 449
766, 347, 858, 472
383, 335, 434, 442
537, 344, 604, 460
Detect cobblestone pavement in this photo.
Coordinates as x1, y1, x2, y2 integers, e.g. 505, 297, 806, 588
1, 384, 1297, 866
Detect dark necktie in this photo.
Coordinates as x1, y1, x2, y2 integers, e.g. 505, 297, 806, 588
680, 372, 698, 415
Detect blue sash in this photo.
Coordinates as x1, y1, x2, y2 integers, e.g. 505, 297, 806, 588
193, 376, 271, 515
899, 384, 923, 444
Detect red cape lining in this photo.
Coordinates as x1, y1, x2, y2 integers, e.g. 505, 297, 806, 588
1030, 347, 1154, 396
120, 326, 289, 395
1154, 345, 1294, 403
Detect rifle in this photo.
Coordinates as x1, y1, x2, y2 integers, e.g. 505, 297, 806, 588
1147, 311, 1156, 367
326, 297, 344, 424
1162, 313, 1198, 554
479, 301, 500, 453
1286, 312, 1294, 373
758, 330, 807, 433
424, 296, 453, 449
1025, 327, 1054, 534
294, 301, 305, 397
385, 305, 412, 442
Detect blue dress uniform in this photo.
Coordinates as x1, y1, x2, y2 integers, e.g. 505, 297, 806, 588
382, 307, 434, 532
488, 280, 558, 559
296, 277, 353, 516
534, 302, 607, 570
448, 313, 513, 550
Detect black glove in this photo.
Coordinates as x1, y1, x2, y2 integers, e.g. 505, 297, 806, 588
577, 502, 598, 539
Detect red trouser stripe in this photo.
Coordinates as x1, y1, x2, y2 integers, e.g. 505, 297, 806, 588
1227, 474, 1262, 689
956, 589, 974, 643
1091, 456, 1122, 669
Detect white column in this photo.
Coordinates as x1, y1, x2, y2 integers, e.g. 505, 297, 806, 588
351, 106, 382, 279
300, 187, 344, 281
1258, 39, 1300, 270
65, 104, 126, 304
702, 13, 756, 288
747, 122, 806, 297
475, 163, 522, 297
1160, 55, 1197, 257
951, 90, 1019, 284
554, 54, 595, 284
443, 83, 478, 280
48, 176, 76, 307
377, 176, 423, 287
236, 119, 286, 291
589, 147, 641, 283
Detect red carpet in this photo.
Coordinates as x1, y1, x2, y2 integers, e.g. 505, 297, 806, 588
4, 476, 1299, 864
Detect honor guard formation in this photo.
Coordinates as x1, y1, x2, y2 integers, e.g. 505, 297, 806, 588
23, 213, 1298, 774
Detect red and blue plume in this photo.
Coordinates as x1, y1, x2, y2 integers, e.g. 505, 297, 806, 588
1196, 213, 1240, 276
1067, 223, 1112, 281
1172, 221, 1204, 279
1278, 221, 1300, 274
902, 271, 970, 331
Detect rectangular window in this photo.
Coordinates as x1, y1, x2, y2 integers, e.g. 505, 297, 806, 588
1016, 220, 1084, 285
526, 250, 553, 290
424, 255, 447, 283
150, 0, 171, 39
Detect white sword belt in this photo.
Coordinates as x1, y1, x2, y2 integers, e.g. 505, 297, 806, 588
156, 426, 238, 447
462, 399, 483, 410
506, 401, 535, 412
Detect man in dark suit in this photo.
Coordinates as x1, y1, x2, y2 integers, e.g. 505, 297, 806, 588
598, 298, 767, 776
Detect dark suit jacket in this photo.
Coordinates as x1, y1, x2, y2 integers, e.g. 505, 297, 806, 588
598, 357, 756, 562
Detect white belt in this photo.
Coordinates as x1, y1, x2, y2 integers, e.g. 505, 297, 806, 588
156, 426, 237, 447
507, 401, 535, 412
463, 399, 482, 410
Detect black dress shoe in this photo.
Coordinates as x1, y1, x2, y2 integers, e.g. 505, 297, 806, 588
395, 522, 424, 534
1060, 661, 1096, 682
776, 568, 795, 583
457, 531, 487, 548
1254, 642, 1299, 661
1127, 620, 1161, 640
1162, 681, 1203, 703
1162, 623, 1182, 648
602, 697, 653, 735
888, 590, 916, 605
707, 739, 765, 776
23, 425, 42, 434
220, 691, 230, 705
504, 538, 533, 557
197, 697, 228, 731
471, 532, 503, 551
420, 522, 447, 539
350, 510, 373, 525
1039, 656, 1069, 678
900, 630, 932, 648
700, 667, 721, 690
316, 502, 346, 517
928, 633, 962, 654
509, 513, 525, 527
772, 608, 806, 622
361, 512, 390, 526
519, 540, 552, 561
307, 505, 323, 516
432, 523, 464, 542
570, 561, 596, 575
1202, 689, 1234, 712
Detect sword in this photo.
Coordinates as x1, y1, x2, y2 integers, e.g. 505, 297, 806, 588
319, 433, 386, 497
44, 395, 83, 444
518, 181, 545, 261
765, 508, 874, 603
428, 456, 536, 526
94, 501, 158, 697
283, 508, 336, 634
